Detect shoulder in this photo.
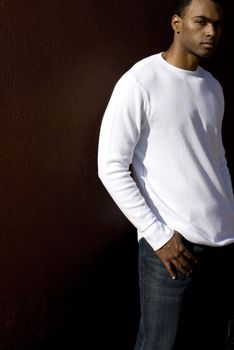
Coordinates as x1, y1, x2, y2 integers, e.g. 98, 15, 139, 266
198, 65, 223, 91
115, 53, 162, 92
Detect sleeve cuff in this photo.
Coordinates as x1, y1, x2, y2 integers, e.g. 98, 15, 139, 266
141, 221, 174, 251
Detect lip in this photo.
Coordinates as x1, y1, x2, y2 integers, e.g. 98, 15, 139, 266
201, 42, 215, 49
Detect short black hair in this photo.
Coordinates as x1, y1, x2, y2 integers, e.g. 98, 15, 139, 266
174, 0, 223, 17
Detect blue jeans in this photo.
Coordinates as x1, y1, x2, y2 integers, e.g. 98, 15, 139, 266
134, 238, 234, 350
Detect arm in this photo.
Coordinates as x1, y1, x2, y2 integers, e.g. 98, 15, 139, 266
98, 75, 174, 251
218, 117, 234, 210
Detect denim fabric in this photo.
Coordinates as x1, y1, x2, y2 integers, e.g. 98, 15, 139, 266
134, 238, 234, 350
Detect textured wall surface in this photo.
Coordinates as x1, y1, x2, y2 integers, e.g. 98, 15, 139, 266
0, 1, 232, 349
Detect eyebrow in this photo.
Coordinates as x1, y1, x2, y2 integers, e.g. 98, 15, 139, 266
193, 15, 223, 25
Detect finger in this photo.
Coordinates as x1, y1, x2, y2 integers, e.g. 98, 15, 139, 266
164, 261, 176, 280
177, 255, 193, 274
183, 248, 198, 264
172, 258, 192, 277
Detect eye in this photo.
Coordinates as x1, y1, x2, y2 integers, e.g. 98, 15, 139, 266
214, 21, 223, 29
196, 19, 206, 26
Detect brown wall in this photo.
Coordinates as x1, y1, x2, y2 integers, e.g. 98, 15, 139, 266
0, 1, 232, 349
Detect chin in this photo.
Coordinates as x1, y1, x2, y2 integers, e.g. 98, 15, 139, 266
198, 50, 215, 59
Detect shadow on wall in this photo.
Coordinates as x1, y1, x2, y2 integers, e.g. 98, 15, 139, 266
0, 1, 174, 349
42, 231, 140, 350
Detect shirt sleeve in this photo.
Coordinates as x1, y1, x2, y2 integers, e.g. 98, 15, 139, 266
219, 135, 234, 210
217, 85, 234, 210
97, 75, 174, 250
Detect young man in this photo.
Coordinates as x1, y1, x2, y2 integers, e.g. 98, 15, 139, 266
98, 0, 234, 349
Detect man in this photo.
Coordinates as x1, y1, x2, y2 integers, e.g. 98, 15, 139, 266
98, 0, 234, 349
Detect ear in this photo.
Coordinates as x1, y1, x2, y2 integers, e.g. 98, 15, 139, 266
171, 14, 182, 34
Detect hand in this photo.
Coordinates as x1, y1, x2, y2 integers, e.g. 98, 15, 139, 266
155, 231, 197, 280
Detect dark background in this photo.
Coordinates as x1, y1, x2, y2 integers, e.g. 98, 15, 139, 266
0, 1, 232, 349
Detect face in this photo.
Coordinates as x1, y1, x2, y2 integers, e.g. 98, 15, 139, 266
174, 0, 223, 58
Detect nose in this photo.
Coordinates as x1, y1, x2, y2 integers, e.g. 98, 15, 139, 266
206, 23, 216, 38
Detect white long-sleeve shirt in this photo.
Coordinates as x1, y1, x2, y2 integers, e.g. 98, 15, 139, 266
98, 53, 234, 250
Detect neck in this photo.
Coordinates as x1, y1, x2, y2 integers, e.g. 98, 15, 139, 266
162, 44, 200, 71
